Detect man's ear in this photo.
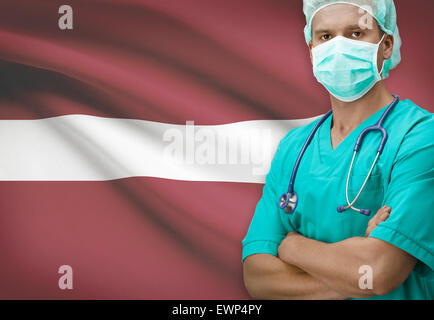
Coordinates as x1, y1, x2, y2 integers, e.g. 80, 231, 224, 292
308, 41, 313, 65
383, 34, 394, 60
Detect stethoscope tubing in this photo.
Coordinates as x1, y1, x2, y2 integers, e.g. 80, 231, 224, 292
280, 95, 400, 216
287, 109, 333, 194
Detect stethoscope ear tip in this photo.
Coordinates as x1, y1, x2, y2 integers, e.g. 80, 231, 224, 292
360, 209, 371, 216
337, 206, 371, 216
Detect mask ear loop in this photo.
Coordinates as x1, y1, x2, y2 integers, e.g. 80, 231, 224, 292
377, 34, 386, 79
379, 61, 385, 78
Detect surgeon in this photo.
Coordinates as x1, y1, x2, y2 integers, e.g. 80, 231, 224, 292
242, 0, 434, 299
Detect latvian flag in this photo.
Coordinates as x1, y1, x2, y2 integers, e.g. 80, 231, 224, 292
0, 0, 431, 299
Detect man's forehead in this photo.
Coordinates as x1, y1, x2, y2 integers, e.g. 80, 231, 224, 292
312, 3, 371, 30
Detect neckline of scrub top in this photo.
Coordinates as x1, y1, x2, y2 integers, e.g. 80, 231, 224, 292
321, 101, 393, 157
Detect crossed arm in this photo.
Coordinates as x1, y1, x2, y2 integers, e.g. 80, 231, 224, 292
243, 206, 417, 299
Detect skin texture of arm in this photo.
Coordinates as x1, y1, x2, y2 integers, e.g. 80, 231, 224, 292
277, 232, 417, 298
243, 253, 347, 300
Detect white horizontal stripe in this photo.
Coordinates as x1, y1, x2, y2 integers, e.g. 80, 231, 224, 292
0, 115, 318, 183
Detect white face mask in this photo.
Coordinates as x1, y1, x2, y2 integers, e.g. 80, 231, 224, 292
311, 34, 385, 102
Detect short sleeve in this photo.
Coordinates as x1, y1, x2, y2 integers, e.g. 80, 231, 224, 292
369, 116, 434, 270
241, 139, 293, 263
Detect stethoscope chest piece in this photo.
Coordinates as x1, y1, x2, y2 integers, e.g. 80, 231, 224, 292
279, 192, 298, 214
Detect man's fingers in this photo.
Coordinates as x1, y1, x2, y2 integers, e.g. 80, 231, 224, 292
373, 205, 391, 224
378, 206, 391, 221
365, 205, 391, 237
365, 227, 374, 237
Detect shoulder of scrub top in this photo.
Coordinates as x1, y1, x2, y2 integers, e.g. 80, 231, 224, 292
395, 99, 432, 117
386, 99, 434, 140
392, 98, 433, 139
383, 99, 434, 169
265, 118, 322, 186
277, 115, 324, 151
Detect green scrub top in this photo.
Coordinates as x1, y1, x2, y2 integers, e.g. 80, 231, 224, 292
241, 99, 434, 300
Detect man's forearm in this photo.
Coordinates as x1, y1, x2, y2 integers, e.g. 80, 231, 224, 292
243, 253, 347, 300
278, 233, 416, 298
278, 235, 378, 298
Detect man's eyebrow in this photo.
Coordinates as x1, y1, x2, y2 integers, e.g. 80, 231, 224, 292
313, 29, 331, 34
346, 24, 364, 30
313, 25, 364, 34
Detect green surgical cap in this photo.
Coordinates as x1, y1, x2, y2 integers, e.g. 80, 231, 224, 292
303, 0, 401, 78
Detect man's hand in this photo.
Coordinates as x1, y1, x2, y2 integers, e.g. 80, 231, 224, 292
277, 231, 303, 264
365, 205, 391, 237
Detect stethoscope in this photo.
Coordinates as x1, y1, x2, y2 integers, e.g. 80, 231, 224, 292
279, 95, 399, 217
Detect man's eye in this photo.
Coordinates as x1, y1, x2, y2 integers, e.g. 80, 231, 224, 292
352, 31, 362, 38
321, 34, 331, 41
